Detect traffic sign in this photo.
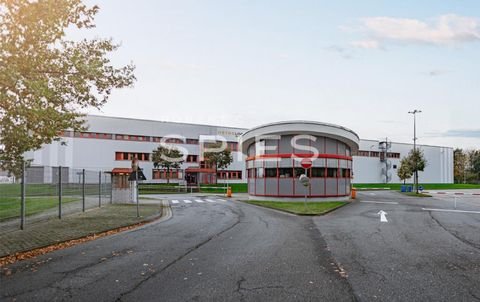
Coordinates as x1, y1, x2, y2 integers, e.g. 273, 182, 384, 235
299, 174, 310, 187
301, 158, 312, 169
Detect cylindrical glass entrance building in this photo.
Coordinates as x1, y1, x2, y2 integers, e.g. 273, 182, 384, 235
240, 121, 360, 201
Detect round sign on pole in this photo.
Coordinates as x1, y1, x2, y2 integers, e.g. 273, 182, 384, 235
301, 158, 313, 169
299, 174, 310, 187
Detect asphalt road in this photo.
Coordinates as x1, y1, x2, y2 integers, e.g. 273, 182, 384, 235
1, 192, 480, 301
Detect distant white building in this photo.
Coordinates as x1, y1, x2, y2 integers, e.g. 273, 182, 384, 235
27, 115, 453, 184
353, 139, 453, 184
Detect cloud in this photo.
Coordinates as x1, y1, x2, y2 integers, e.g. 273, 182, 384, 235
353, 14, 480, 47
427, 129, 480, 138
350, 40, 381, 49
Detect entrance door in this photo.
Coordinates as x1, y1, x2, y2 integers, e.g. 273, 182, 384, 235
186, 173, 198, 185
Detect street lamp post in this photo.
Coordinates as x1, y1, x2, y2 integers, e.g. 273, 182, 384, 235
408, 110, 422, 194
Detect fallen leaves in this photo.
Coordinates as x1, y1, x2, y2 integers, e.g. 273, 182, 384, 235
0, 220, 151, 270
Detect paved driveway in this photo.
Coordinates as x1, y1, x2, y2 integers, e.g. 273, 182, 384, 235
1, 192, 480, 301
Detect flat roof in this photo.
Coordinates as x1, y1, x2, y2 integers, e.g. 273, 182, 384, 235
87, 114, 248, 131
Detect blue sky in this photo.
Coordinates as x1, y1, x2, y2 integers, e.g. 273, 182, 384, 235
80, 0, 480, 148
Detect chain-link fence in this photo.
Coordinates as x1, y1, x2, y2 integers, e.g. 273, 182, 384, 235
0, 165, 111, 231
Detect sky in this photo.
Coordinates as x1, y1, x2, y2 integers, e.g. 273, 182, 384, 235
79, 0, 480, 149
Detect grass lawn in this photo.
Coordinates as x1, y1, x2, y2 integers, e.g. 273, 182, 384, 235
353, 183, 480, 191
245, 200, 347, 215
403, 192, 432, 198
0, 196, 77, 220
138, 183, 248, 194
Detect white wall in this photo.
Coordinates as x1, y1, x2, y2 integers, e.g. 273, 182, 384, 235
352, 139, 453, 184
29, 116, 453, 184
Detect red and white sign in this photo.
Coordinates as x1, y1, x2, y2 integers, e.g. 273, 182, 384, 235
300, 158, 313, 169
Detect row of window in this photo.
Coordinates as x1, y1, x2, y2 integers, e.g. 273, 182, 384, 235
152, 169, 184, 180
151, 169, 243, 180
356, 151, 401, 158
115, 152, 150, 161
217, 171, 243, 180
64, 131, 239, 149
115, 152, 199, 163
247, 168, 351, 179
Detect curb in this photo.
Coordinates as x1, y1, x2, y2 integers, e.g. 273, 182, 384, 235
0, 200, 171, 268
240, 200, 349, 217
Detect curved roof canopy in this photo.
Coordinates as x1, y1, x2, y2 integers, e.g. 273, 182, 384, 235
240, 120, 360, 154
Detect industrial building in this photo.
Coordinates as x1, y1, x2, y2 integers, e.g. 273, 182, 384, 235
26, 115, 454, 185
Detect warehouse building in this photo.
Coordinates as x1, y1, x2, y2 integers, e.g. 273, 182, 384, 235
26, 115, 453, 185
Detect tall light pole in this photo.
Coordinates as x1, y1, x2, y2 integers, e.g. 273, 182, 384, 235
408, 110, 422, 193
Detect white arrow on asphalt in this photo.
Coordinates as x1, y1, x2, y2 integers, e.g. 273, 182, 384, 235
377, 210, 388, 222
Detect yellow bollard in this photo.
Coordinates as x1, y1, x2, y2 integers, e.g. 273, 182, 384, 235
351, 188, 357, 199
227, 186, 232, 198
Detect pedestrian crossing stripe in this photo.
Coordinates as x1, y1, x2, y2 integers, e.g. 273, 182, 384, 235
170, 198, 226, 205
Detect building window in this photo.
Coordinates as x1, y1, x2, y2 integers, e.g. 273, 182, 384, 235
186, 155, 198, 163
357, 150, 370, 157
227, 142, 238, 151
327, 168, 338, 178
279, 168, 292, 178
186, 138, 198, 144
248, 168, 256, 178
265, 168, 278, 178
293, 168, 305, 177
164, 138, 184, 144
370, 151, 380, 157
311, 167, 326, 177
152, 169, 183, 180
387, 152, 401, 159
342, 169, 351, 178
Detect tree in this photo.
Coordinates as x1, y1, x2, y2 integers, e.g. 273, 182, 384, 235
203, 143, 233, 184
397, 157, 413, 185
468, 150, 480, 182
152, 146, 184, 184
454, 148, 468, 184
0, 0, 136, 176
407, 148, 427, 193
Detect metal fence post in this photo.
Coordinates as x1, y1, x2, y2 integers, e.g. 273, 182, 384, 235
82, 169, 86, 212
136, 169, 139, 217
58, 166, 62, 219
110, 173, 113, 204
98, 171, 102, 207
20, 161, 26, 230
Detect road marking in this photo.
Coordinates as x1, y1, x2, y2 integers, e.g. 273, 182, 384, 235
195, 199, 204, 203
205, 199, 216, 203
183, 200, 192, 204
171, 200, 179, 204
361, 201, 399, 205
422, 208, 480, 214
377, 210, 388, 222
216, 199, 226, 202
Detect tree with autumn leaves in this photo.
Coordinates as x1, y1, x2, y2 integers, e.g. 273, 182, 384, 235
0, 0, 135, 175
